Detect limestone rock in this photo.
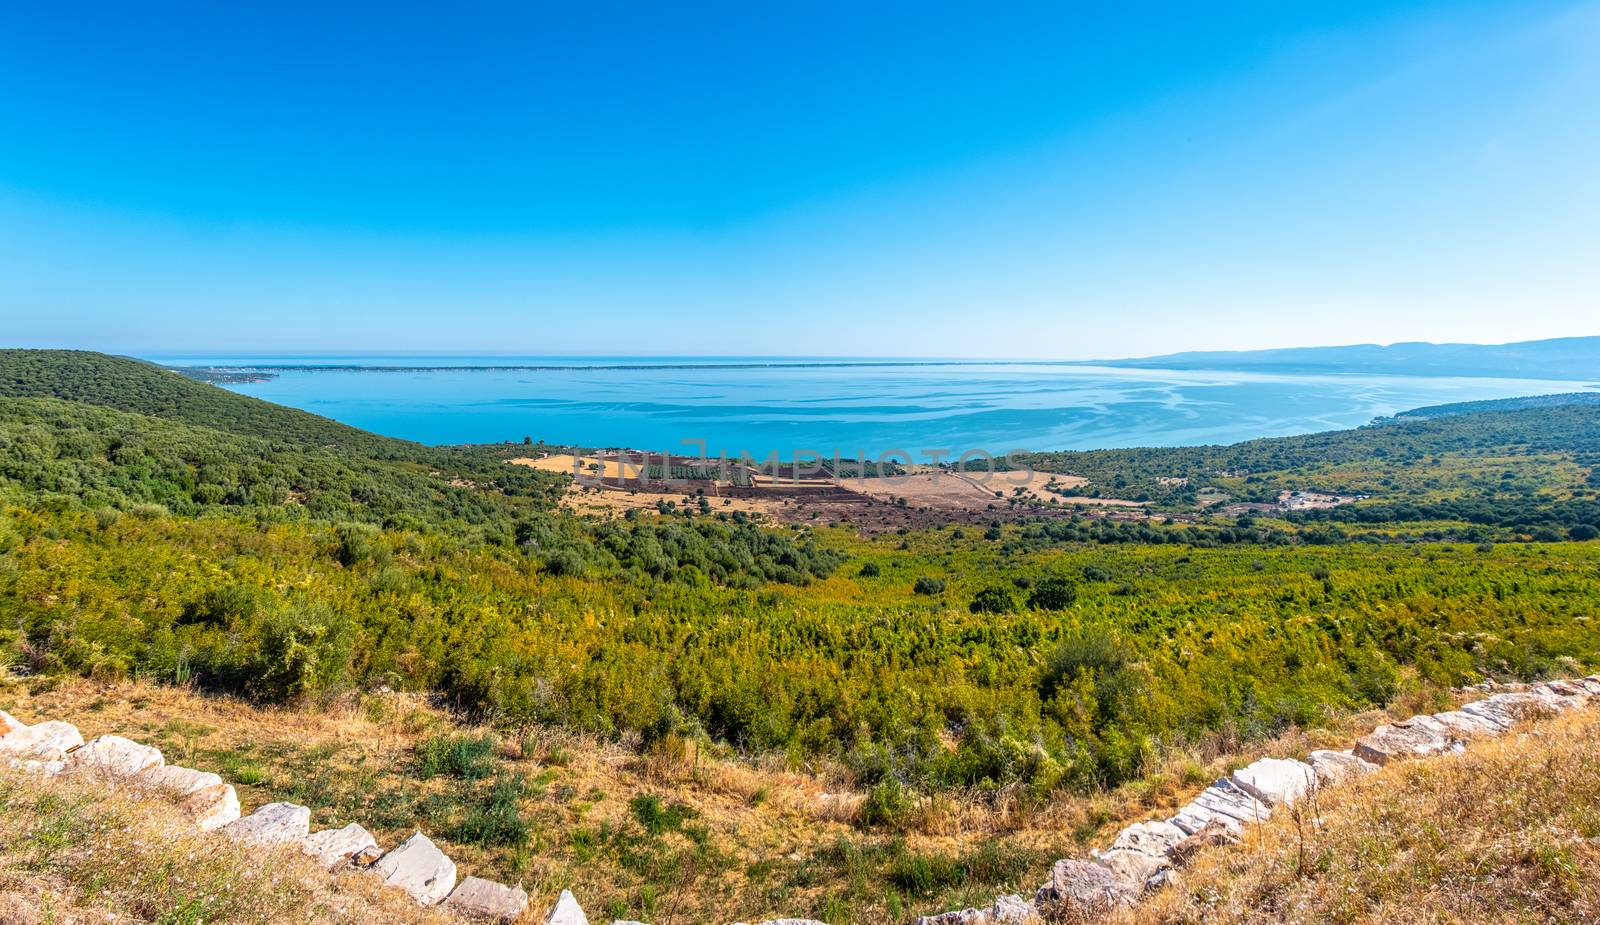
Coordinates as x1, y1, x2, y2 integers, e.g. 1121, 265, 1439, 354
1305, 749, 1377, 788
1168, 819, 1237, 868
304, 823, 380, 870
6, 758, 65, 775
223, 801, 311, 845
1352, 719, 1455, 765
183, 782, 241, 830
0, 709, 24, 738
1169, 778, 1271, 835
1462, 692, 1555, 728
144, 764, 224, 796
987, 894, 1037, 924
544, 890, 591, 925
445, 876, 529, 920
375, 831, 457, 905
1095, 848, 1166, 886
63, 735, 163, 779
914, 909, 982, 925
1429, 710, 1503, 738
1109, 820, 1186, 858
1535, 679, 1589, 699
1035, 858, 1138, 913
1229, 757, 1314, 807
0, 720, 83, 761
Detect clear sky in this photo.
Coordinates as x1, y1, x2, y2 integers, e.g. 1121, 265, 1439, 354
3, 1, 1598, 358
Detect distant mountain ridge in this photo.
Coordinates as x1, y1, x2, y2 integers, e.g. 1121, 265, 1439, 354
1079, 335, 1600, 380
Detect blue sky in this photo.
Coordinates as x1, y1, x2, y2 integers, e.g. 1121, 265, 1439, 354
2, 1, 1597, 358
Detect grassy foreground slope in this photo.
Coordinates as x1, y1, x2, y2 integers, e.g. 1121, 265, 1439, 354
1129, 708, 1600, 925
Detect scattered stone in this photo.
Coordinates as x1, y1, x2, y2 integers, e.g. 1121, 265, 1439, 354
304, 823, 380, 870
1305, 749, 1377, 788
182, 782, 241, 830
6, 758, 65, 775
1108, 820, 1186, 858
1034, 858, 1138, 913
914, 909, 981, 925
375, 831, 457, 905
1352, 719, 1455, 765
1094, 848, 1165, 886
1229, 757, 1315, 807
544, 890, 590, 925
445, 876, 529, 920
144, 764, 224, 796
223, 801, 311, 845
1168, 819, 1238, 868
63, 734, 163, 778
0, 720, 83, 761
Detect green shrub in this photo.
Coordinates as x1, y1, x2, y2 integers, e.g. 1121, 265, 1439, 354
912, 576, 945, 595
416, 734, 499, 780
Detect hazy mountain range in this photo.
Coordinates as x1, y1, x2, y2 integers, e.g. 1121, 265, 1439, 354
1081, 335, 1600, 380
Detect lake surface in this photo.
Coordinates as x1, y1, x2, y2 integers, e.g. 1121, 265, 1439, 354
148, 355, 1592, 460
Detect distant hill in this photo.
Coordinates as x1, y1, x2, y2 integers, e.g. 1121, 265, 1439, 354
1078, 336, 1600, 380
0, 349, 565, 528
1393, 391, 1600, 420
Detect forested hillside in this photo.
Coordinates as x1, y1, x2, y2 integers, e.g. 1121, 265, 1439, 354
1009, 394, 1600, 535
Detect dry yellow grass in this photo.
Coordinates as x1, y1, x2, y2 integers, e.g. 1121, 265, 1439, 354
0, 764, 458, 925
5, 674, 1571, 924
1121, 710, 1600, 925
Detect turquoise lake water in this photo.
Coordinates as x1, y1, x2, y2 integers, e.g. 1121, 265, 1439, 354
148, 355, 1592, 460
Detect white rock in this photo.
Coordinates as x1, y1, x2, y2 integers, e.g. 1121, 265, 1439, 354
63, 735, 163, 779
1429, 710, 1503, 738
0, 709, 24, 738
1035, 858, 1139, 912
1168, 802, 1242, 838
1462, 692, 1555, 727
987, 894, 1037, 924
182, 782, 241, 830
1352, 720, 1455, 765
375, 831, 457, 905
445, 876, 529, 920
304, 823, 380, 870
1109, 820, 1186, 858
1305, 749, 1377, 788
0, 720, 83, 761
1229, 757, 1315, 807
6, 757, 65, 775
222, 801, 311, 845
1095, 848, 1165, 886
144, 764, 224, 796
546, 889, 591, 925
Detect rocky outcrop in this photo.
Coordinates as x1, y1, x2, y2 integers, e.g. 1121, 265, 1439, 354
1036, 858, 1140, 913
375, 831, 458, 905
64, 734, 164, 778
0, 719, 83, 764
1305, 749, 1377, 788
224, 801, 313, 845
1229, 757, 1314, 807
304, 823, 382, 870
1353, 718, 1457, 764
544, 888, 591, 924
919, 674, 1600, 925
6, 673, 1596, 925
444, 875, 529, 920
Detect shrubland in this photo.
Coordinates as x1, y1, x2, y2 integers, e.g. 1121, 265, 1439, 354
2, 348, 1600, 921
